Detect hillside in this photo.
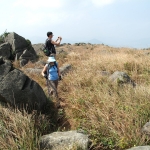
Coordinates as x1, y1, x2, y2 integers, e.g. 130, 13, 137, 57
1, 43, 150, 149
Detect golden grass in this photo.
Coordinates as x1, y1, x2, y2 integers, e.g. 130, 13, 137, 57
2, 44, 150, 149
58, 46, 150, 149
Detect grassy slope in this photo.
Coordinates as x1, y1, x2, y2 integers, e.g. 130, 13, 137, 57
1, 44, 150, 149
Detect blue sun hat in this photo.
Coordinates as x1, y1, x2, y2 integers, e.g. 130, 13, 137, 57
47, 57, 56, 63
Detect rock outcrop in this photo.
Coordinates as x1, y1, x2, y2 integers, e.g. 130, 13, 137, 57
0, 57, 47, 110
142, 121, 150, 135
109, 71, 135, 86
0, 32, 37, 66
32, 43, 44, 55
39, 130, 89, 150
0, 42, 11, 59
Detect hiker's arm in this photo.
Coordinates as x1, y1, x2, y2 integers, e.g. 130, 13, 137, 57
55, 36, 62, 42
41, 65, 47, 76
55, 37, 59, 42
51, 37, 62, 46
57, 64, 61, 76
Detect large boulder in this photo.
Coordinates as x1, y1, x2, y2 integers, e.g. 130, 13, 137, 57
19, 49, 36, 66
4, 32, 37, 66
32, 43, 44, 55
0, 42, 11, 59
109, 71, 135, 86
127, 146, 150, 150
0, 57, 47, 110
5, 32, 28, 53
142, 121, 150, 135
39, 130, 89, 150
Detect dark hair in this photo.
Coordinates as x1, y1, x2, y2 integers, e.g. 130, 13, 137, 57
47, 32, 53, 37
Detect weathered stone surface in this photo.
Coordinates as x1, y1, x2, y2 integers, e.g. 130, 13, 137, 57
39, 130, 89, 150
20, 49, 35, 60
109, 71, 135, 86
0, 58, 47, 110
0, 56, 3, 64
127, 146, 150, 150
32, 43, 44, 55
20, 59, 28, 67
5, 32, 28, 52
60, 64, 71, 75
4, 32, 37, 66
15, 52, 22, 60
25, 68, 42, 74
0, 42, 11, 59
142, 121, 150, 135
0, 59, 12, 81
35, 61, 46, 68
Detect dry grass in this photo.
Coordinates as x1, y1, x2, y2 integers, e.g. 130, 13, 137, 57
58, 46, 150, 149
1, 44, 150, 149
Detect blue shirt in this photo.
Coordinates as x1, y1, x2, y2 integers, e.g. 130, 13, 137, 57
46, 63, 59, 80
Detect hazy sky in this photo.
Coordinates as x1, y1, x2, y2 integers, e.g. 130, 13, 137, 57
0, 0, 150, 48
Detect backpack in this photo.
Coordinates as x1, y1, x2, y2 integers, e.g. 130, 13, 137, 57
42, 39, 52, 56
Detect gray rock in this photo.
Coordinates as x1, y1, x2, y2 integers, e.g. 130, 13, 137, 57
0, 58, 47, 110
32, 43, 44, 55
0, 42, 11, 59
142, 121, 150, 135
5, 32, 28, 52
35, 61, 46, 68
0, 56, 4, 64
20, 59, 28, 67
15, 52, 23, 60
25, 68, 42, 74
4, 32, 37, 66
20, 49, 35, 60
39, 130, 89, 150
60, 64, 71, 75
109, 71, 135, 86
127, 146, 150, 150
0, 59, 12, 81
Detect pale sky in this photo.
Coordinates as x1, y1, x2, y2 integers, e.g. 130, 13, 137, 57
0, 0, 150, 48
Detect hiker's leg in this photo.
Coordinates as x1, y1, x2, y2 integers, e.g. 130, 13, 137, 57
49, 80, 58, 98
48, 80, 53, 95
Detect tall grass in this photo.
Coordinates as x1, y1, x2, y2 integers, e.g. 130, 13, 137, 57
58, 47, 150, 149
2, 45, 150, 149
0, 103, 56, 150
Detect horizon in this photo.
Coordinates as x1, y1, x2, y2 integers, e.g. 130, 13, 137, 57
0, 0, 150, 49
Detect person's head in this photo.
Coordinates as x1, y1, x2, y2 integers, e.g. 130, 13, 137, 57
47, 32, 53, 38
47, 57, 56, 64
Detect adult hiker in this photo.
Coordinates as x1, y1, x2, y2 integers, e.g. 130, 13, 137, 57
41, 56, 61, 106
43, 31, 62, 57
